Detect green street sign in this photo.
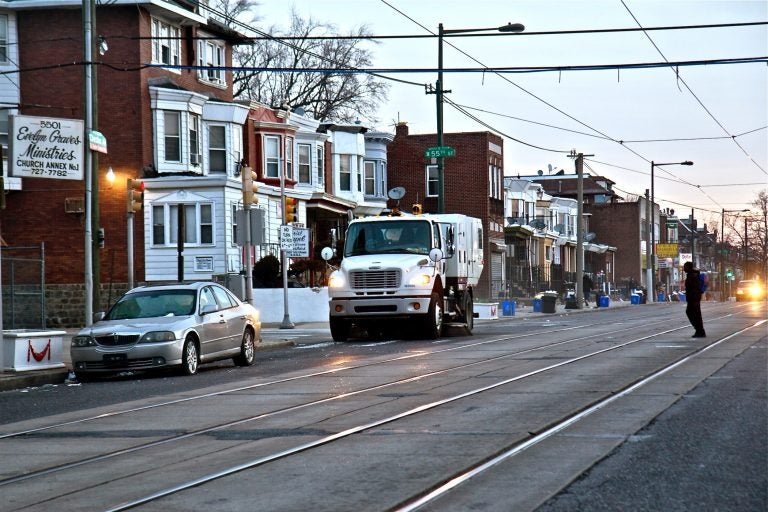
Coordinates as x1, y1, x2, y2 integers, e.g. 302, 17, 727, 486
424, 146, 456, 158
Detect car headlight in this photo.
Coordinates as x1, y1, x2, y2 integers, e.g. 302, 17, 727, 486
71, 335, 96, 347
139, 331, 176, 343
409, 273, 432, 286
328, 273, 345, 288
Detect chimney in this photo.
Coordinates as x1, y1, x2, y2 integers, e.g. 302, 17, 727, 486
395, 121, 409, 138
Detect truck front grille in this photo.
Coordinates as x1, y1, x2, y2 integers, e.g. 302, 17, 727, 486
349, 269, 401, 290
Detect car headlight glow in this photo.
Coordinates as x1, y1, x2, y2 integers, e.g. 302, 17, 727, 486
71, 335, 96, 347
749, 285, 761, 297
139, 331, 176, 343
409, 273, 432, 286
328, 274, 345, 288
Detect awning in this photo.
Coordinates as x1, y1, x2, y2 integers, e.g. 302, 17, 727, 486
306, 192, 357, 215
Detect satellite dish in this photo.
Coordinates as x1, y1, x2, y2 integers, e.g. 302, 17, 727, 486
585, 232, 597, 242
554, 224, 565, 234
537, 170, 544, 176
388, 187, 406, 200
530, 219, 546, 230
293, 107, 306, 116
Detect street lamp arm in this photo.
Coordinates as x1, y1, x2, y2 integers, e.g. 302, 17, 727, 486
442, 23, 525, 35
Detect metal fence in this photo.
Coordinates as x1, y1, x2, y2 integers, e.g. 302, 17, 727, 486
1, 243, 46, 329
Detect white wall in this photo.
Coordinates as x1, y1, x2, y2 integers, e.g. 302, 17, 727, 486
251, 287, 329, 323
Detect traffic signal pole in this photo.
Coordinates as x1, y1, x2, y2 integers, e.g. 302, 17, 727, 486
279, 164, 294, 329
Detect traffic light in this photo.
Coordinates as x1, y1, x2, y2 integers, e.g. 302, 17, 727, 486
127, 178, 144, 213
726, 269, 734, 280
284, 197, 298, 223
241, 166, 258, 205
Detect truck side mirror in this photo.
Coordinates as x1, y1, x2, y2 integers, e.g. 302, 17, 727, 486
429, 248, 444, 262
321, 247, 334, 261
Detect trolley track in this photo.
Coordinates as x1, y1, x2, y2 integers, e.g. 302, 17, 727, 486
1, 305, 758, 511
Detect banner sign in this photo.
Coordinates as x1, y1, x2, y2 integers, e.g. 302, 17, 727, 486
9, 115, 84, 180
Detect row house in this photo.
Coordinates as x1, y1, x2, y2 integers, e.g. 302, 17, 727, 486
0, 1, 390, 327
504, 177, 616, 298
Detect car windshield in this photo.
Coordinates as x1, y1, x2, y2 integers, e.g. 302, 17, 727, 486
345, 220, 432, 256
105, 290, 197, 320
737, 280, 754, 289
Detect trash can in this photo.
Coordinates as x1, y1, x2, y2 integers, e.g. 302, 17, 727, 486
501, 300, 516, 316
679, 292, 686, 302
599, 295, 610, 308
657, 292, 665, 302
630, 294, 640, 305
533, 298, 543, 313
541, 294, 557, 314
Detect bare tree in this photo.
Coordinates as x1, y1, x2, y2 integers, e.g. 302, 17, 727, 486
232, 8, 389, 124
747, 189, 768, 281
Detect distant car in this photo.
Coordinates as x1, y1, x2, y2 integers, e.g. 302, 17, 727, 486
735, 280, 765, 302
71, 282, 261, 378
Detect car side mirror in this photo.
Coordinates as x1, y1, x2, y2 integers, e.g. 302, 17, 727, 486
200, 304, 217, 315
93, 312, 105, 322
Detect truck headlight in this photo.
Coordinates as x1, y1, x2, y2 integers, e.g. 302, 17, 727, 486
328, 274, 345, 288
409, 274, 432, 286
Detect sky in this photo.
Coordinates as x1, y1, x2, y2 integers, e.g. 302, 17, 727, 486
250, 0, 767, 230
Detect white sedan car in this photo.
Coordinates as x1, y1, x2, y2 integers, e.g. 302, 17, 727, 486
71, 282, 261, 379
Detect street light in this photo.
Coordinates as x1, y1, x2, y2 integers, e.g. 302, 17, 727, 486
720, 208, 749, 301
649, 160, 692, 302
434, 22, 524, 213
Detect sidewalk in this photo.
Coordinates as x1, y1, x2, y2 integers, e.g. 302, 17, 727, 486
0, 299, 632, 392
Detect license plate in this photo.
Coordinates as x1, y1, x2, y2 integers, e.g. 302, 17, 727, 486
103, 353, 127, 364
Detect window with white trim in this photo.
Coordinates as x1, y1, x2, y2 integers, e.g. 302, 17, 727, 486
198, 39, 225, 85
285, 136, 294, 180
426, 165, 438, 197
189, 114, 201, 167
364, 160, 376, 195
380, 162, 386, 198
298, 143, 311, 184
151, 18, 180, 68
316, 145, 324, 185
339, 154, 352, 191
208, 125, 226, 173
231, 203, 238, 246
151, 203, 214, 246
357, 156, 363, 192
164, 111, 181, 162
0, 15, 8, 64
265, 135, 279, 178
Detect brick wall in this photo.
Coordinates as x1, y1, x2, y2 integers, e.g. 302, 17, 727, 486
587, 202, 643, 286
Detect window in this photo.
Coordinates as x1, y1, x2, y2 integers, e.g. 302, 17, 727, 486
426, 165, 438, 197
357, 156, 363, 192
208, 125, 226, 173
198, 40, 225, 85
298, 143, 311, 184
364, 161, 376, 195
0, 109, 8, 149
151, 18, 180, 67
231, 203, 238, 246
189, 114, 201, 166
151, 203, 214, 245
0, 15, 8, 64
339, 155, 351, 191
380, 162, 386, 198
316, 145, 324, 184
285, 136, 294, 180
164, 111, 181, 162
265, 136, 279, 178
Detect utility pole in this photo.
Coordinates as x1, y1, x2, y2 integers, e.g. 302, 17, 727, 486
82, 0, 95, 325
569, 151, 592, 309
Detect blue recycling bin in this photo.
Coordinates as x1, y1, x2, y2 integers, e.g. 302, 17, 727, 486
630, 294, 640, 305
657, 292, 665, 302
598, 295, 610, 308
679, 292, 686, 302
533, 298, 542, 313
501, 300, 516, 316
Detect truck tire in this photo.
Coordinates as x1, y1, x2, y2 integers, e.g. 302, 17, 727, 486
330, 316, 350, 342
421, 292, 443, 339
463, 296, 474, 334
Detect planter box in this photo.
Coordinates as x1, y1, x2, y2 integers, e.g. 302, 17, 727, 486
474, 302, 499, 320
2, 330, 67, 372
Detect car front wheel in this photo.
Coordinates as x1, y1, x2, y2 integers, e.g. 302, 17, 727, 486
180, 338, 199, 376
234, 329, 256, 367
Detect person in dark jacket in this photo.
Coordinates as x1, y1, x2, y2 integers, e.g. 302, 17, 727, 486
683, 261, 706, 337
582, 273, 594, 306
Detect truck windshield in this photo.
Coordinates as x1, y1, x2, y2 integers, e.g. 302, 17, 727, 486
345, 220, 432, 256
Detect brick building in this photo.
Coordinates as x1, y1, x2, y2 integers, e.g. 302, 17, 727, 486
0, 1, 246, 326
386, 122, 506, 300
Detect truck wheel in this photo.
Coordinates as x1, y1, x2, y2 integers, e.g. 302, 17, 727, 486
330, 317, 350, 342
422, 292, 443, 339
464, 297, 474, 334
